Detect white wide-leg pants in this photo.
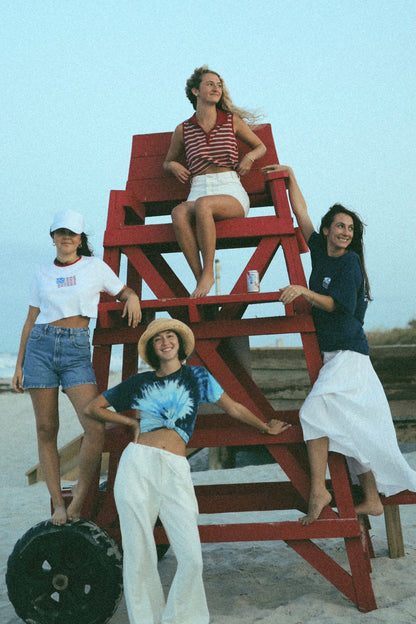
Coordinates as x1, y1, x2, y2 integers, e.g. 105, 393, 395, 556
114, 443, 210, 624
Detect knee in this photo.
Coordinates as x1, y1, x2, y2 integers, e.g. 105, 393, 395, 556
178, 545, 203, 576
36, 421, 59, 443
193, 198, 215, 227
82, 416, 105, 441
194, 196, 211, 217
171, 202, 190, 227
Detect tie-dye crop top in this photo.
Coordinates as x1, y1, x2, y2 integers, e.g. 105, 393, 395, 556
103, 365, 224, 444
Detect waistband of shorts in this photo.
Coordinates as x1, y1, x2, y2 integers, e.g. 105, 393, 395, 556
129, 442, 187, 462
33, 324, 90, 336
191, 170, 239, 183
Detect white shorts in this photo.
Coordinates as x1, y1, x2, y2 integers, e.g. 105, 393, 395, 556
187, 171, 250, 216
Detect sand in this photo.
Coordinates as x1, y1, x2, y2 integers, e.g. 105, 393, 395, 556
1, 382, 415, 624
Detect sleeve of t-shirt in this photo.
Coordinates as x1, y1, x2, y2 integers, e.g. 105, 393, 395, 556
103, 375, 140, 412
307, 231, 321, 255
328, 255, 364, 315
200, 369, 224, 403
96, 258, 125, 297
28, 269, 41, 308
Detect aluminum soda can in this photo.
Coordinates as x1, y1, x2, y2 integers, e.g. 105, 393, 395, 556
247, 270, 260, 293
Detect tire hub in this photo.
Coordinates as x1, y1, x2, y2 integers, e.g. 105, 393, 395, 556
52, 572, 69, 591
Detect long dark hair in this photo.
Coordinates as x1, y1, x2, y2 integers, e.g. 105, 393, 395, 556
145, 331, 187, 370
319, 204, 372, 301
78, 232, 93, 256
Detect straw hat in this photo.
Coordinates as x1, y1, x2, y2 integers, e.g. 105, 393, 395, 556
138, 318, 195, 367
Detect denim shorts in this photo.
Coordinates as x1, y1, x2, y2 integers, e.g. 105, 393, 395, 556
23, 324, 96, 391
187, 171, 250, 216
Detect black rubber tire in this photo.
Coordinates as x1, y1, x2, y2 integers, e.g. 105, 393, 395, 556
6, 519, 123, 624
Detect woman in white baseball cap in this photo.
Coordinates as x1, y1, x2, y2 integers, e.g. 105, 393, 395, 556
86, 317, 291, 624
13, 209, 142, 526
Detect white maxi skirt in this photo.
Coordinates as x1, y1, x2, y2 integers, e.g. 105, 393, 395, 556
299, 350, 416, 497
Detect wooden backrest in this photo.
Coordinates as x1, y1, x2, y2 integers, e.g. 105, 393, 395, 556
126, 124, 279, 217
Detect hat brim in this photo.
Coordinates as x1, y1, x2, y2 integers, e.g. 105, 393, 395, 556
50, 210, 85, 235
138, 319, 195, 368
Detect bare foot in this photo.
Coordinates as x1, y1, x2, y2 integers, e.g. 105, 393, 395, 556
66, 483, 82, 522
300, 489, 332, 526
355, 499, 384, 517
191, 273, 215, 298
51, 505, 67, 526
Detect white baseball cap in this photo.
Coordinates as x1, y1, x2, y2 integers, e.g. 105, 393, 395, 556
50, 209, 85, 234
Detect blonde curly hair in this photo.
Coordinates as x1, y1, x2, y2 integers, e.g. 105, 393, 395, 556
185, 65, 262, 126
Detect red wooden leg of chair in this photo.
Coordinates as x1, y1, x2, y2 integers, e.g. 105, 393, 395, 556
344, 536, 377, 612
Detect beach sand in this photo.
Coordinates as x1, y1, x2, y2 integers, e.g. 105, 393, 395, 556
1, 382, 415, 624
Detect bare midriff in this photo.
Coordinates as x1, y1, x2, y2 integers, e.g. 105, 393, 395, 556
50, 315, 90, 328
138, 429, 187, 456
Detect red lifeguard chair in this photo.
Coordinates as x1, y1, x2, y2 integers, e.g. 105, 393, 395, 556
85, 124, 378, 613
8, 126, 416, 624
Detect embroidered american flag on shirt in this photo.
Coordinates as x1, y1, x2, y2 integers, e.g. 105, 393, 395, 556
56, 276, 77, 288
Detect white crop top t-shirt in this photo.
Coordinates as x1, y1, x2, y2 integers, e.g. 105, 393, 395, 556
29, 256, 125, 324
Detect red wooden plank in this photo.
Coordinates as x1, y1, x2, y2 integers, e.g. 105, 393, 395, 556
194, 482, 306, 514
153, 519, 361, 544
265, 445, 340, 520
126, 125, 279, 209
130, 131, 172, 157
343, 536, 378, 611
189, 420, 302, 448
126, 178, 188, 204
287, 539, 372, 610
92, 345, 112, 394
122, 343, 139, 380
300, 331, 322, 385
128, 155, 182, 180
128, 124, 277, 164
328, 453, 357, 520
92, 315, 318, 347
217, 236, 284, 321
195, 340, 275, 422
103, 216, 295, 248
123, 246, 190, 300
381, 490, 416, 505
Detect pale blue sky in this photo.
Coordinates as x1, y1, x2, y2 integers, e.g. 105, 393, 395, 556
1, 0, 415, 353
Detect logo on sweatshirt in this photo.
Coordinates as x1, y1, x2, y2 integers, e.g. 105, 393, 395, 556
322, 277, 331, 289
56, 276, 76, 288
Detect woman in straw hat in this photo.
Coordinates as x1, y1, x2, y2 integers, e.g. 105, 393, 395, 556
13, 209, 142, 526
86, 317, 290, 624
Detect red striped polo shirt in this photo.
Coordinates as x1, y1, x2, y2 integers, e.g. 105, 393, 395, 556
183, 110, 239, 176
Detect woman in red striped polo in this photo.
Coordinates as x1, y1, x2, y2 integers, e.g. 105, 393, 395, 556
163, 65, 266, 298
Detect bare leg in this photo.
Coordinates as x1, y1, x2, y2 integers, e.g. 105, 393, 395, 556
171, 201, 203, 283
192, 195, 244, 297
300, 437, 332, 526
172, 195, 244, 298
29, 388, 67, 525
65, 384, 104, 521
355, 470, 384, 517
